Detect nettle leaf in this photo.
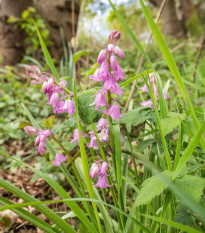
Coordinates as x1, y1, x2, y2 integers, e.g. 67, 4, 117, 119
135, 170, 173, 207
174, 175, 205, 201
77, 93, 102, 124
119, 108, 156, 126
160, 113, 186, 136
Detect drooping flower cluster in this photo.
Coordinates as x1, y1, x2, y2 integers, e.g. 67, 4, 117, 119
140, 73, 170, 109
25, 65, 75, 115
71, 118, 109, 150
89, 161, 112, 188
89, 30, 124, 122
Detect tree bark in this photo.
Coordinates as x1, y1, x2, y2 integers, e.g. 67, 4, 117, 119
149, 0, 187, 38
0, 0, 33, 65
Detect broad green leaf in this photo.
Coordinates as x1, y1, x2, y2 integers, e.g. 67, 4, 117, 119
78, 93, 102, 124
175, 175, 205, 201
119, 108, 156, 126
135, 170, 173, 207
160, 113, 186, 136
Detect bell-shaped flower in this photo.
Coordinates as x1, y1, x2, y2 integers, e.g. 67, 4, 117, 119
103, 77, 123, 96
90, 92, 108, 110
42, 79, 54, 94
63, 99, 75, 115
98, 49, 107, 64
71, 129, 88, 144
53, 101, 65, 114
87, 135, 98, 150
114, 64, 124, 81
110, 55, 118, 71
140, 99, 154, 109
24, 126, 37, 135
98, 61, 109, 81
97, 118, 109, 131
54, 153, 68, 167
107, 44, 115, 53
100, 162, 109, 176
139, 84, 148, 93
104, 105, 123, 122
89, 162, 100, 178
94, 175, 112, 188
38, 140, 46, 153
114, 46, 125, 58
98, 129, 109, 143
90, 68, 100, 81
48, 93, 59, 107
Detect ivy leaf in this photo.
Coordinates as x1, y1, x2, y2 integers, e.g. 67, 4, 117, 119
160, 113, 186, 136
135, 170, 173, 207
77, 93, 102, 124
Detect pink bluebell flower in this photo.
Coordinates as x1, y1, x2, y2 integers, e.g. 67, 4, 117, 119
107, 44, 115, 52
63, 99, 75, 115
53, 101, 65, 114
94, 175, 112, 188
103, 77, 123, 96
140, 99, 154, 109
87, 135, 98, 150
99, 162, 109, 176
24, 126, 37, 135
163, 91, 170, 99
114, 46, 125, 58
110, 55, 118, 71
98, 129, 109, 143
89, 162, 100, 178
71, 129, 88, 144
48, 93, 59, 107
25, 65, 47, 85
98, 49, 107, 64
90, 92, 108, 110
54, 153, 68, 167
104, 105, 123, 122
97, 118, 109, 131
113, 64, 124, 81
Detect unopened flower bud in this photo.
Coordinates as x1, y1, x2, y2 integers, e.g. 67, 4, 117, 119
98, 49, 107, 64
109, 30, 121, 42
89, 163, 100, 178
114, 46, 125, 58
24, 126, 37, 135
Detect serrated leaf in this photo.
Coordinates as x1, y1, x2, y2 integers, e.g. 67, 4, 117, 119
160, 113, 186, 136
136, 170, 173, 207
174, 175, 205, 201
77, 93, 102, 124
119, 108, 156, 126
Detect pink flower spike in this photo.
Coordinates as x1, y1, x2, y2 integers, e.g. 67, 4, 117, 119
89, 163, 100, 178
98, 129, 109, 143
107, 44, 115, 53
94, 175, 112, 188
71, 129, 88, 144
140, 99, 154, 109
98, 49, 107, 64
100, 162, 109, 176
48, 93, 59, 107
97, 118, 109, 131
54, 153, 68, 167
87, 136, 98, 150
63, 99, 75, 115
24, 126, 37, 135
90, 92, 108, 110
114, 46, 125, 58
104, 105, 123, 122
110, 55, 118, 71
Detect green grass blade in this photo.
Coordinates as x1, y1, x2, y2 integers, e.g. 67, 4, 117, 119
173, 123, 182, 171
138, 0, 205, 152
173, 120, 205, 179
0, 150, 97, 233
73, 76, 103, 233
36, 26, 59, 81
0, 177, 74, 233
0, 196, 58, 233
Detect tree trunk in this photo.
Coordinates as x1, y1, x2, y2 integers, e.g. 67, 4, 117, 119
149, 0, 187, 38
0, 0, 33, 65
0, 0, 80, 65
35, 0, 80, 60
